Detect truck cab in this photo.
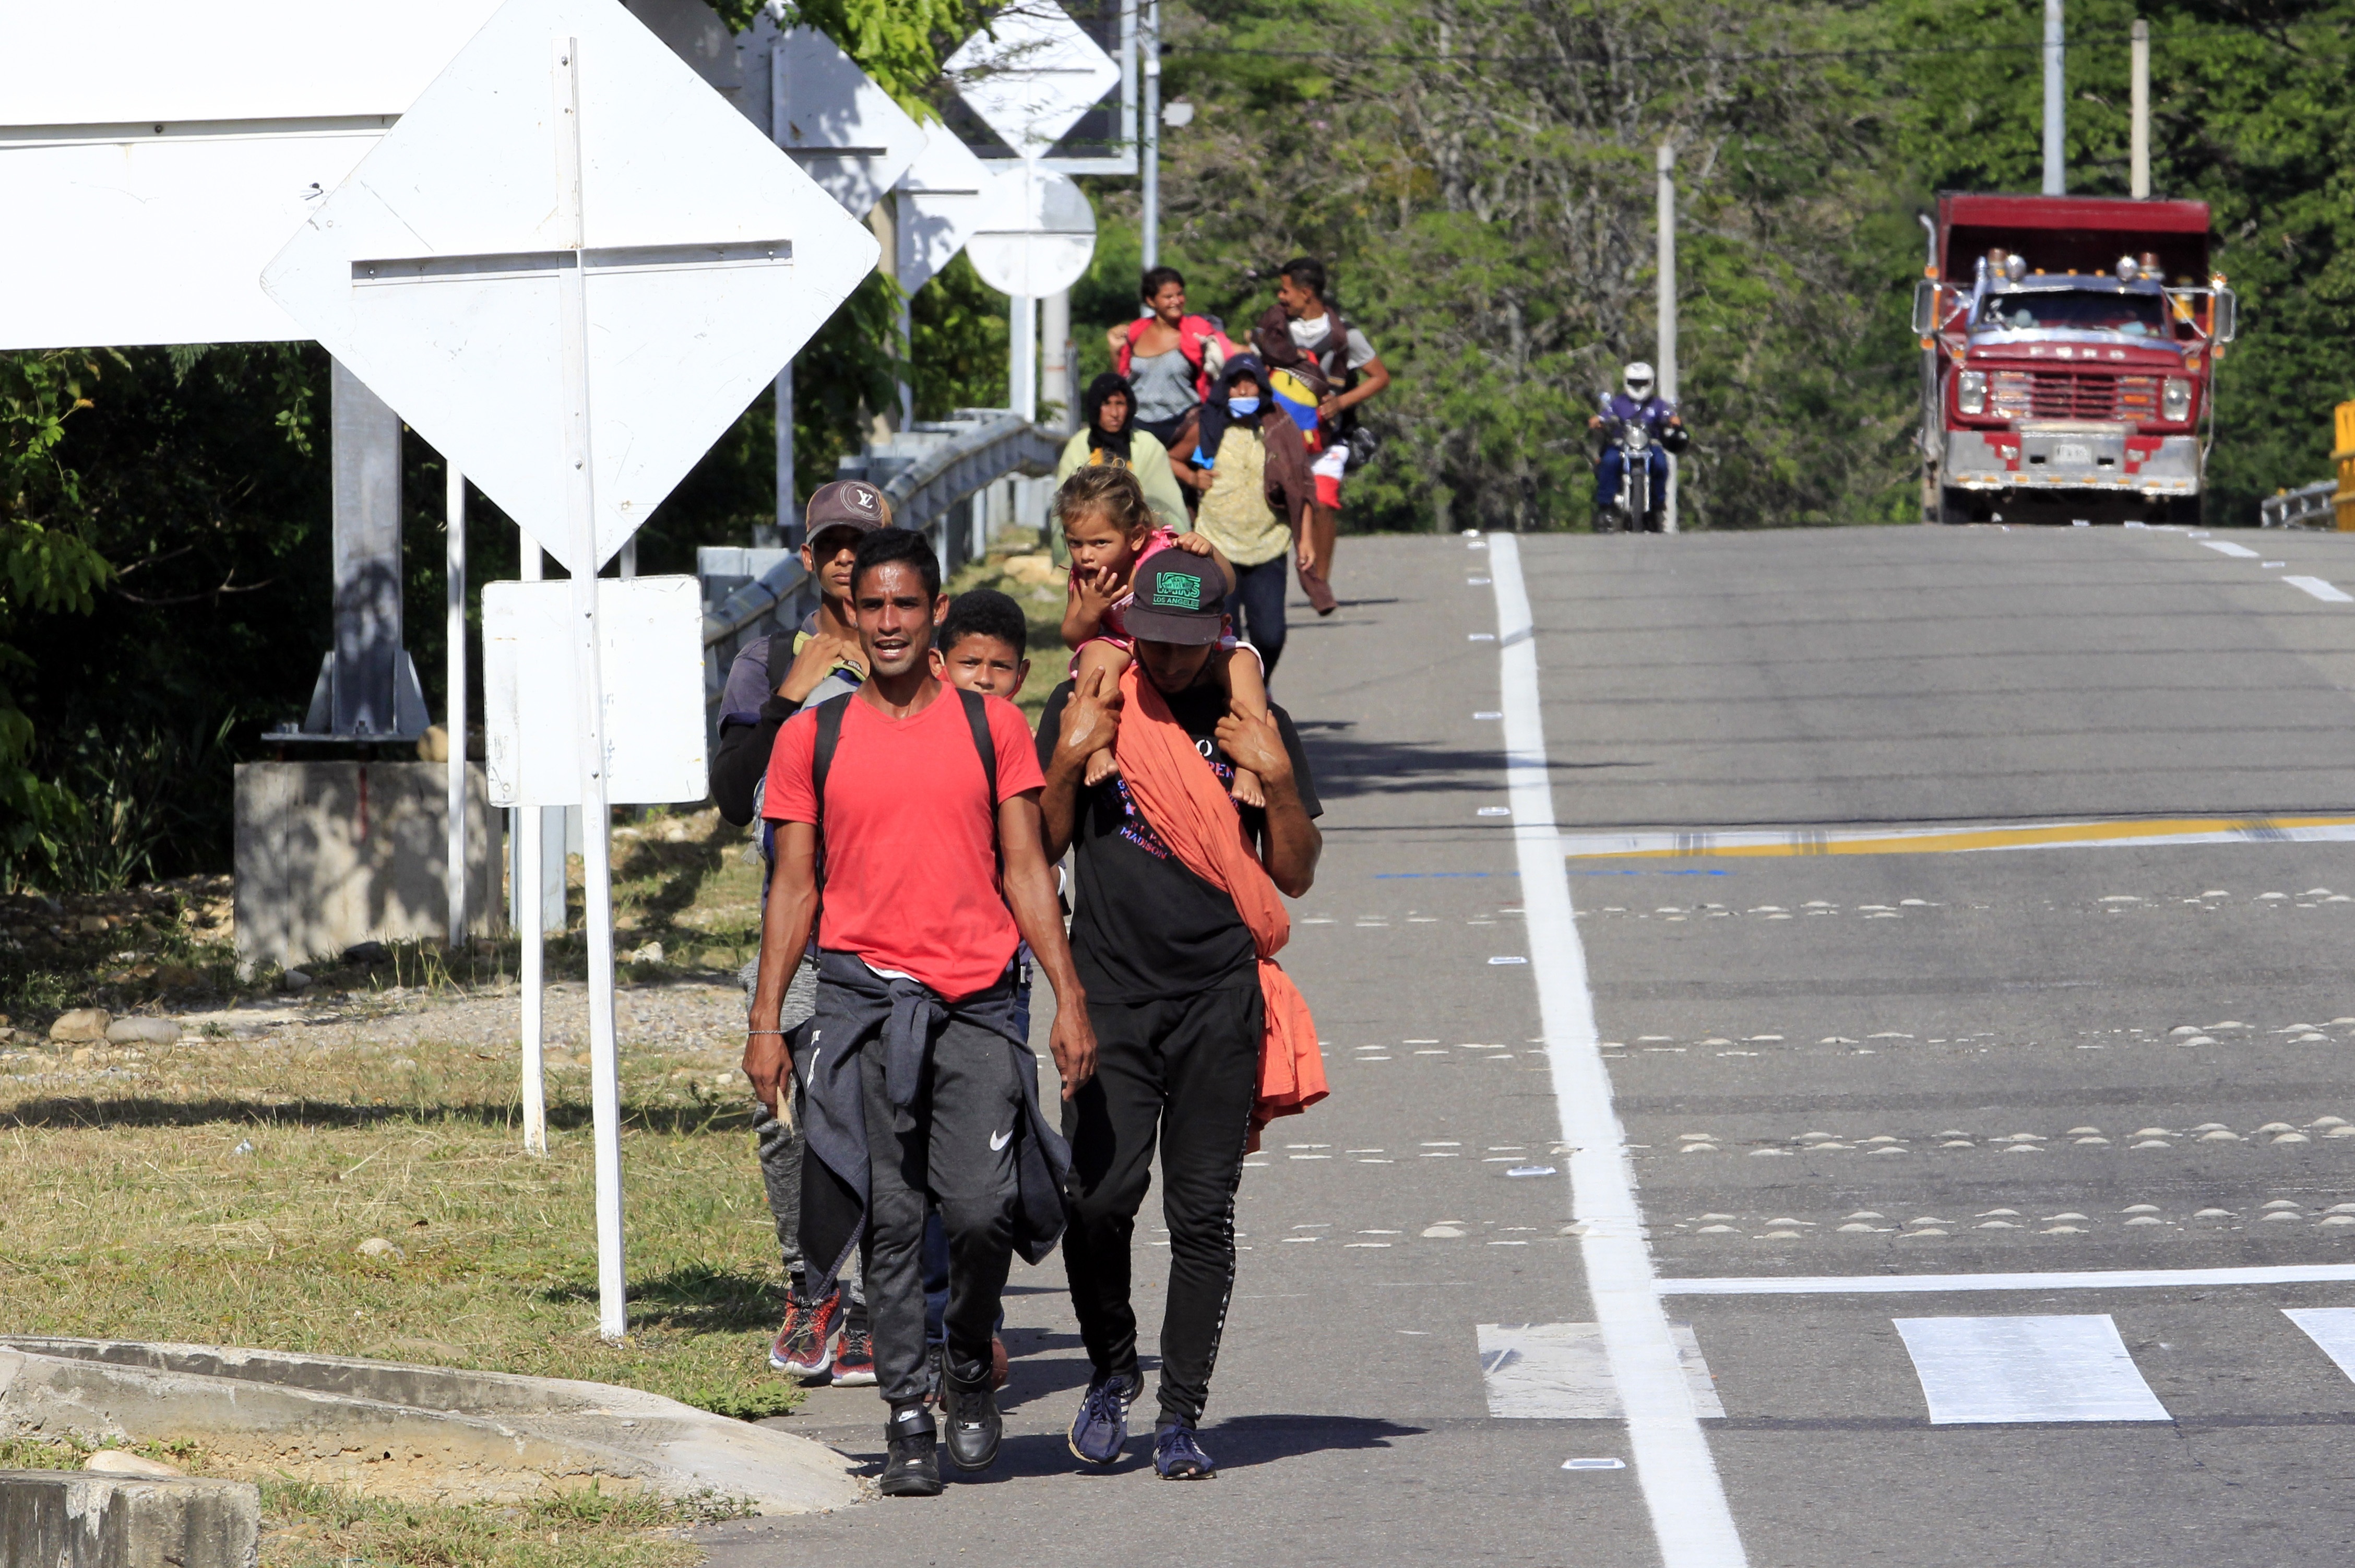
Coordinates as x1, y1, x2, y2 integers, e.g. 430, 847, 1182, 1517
1914, 194, 2234, 525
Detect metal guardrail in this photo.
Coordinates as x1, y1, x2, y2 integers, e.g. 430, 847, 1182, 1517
703, 552, 811, 649
2261, 480, 2338, 529
876, 412, 1063, 567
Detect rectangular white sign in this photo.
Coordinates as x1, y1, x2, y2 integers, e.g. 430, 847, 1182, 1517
483, 576, 708, 807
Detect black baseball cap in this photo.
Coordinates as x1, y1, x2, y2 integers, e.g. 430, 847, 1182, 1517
1125, 554, 1224, 646
805, 479, 887, 537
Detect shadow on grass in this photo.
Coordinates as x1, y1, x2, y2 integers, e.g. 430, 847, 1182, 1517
0, 1095, 758, 1136
613, 819, 742, 931
539, 1264, 781, 1334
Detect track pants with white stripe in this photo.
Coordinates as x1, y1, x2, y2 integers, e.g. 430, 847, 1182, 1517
1061, 968, 1263, 1426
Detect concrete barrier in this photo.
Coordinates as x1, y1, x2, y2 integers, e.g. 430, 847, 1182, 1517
0, 1339, 857, 1515
232, 762, 505, 966
0, 1469, 259, 1568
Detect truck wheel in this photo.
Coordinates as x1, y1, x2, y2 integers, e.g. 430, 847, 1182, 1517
1937, 487, 1978, 525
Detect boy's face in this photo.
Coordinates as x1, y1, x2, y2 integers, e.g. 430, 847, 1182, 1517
933, 633, 1029, 698
801, 525, 864, 602
1062, 509, 1149, 581
1275, 275, 1317, 318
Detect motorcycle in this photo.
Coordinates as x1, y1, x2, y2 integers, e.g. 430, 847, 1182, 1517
1597, 410, 1687, 533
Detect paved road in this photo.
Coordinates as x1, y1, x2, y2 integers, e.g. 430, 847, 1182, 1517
702, 525, 2355, 1567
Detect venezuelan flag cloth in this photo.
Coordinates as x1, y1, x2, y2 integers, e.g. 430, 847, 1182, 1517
1113, 664, 1326, 1151
1268, 364, 1326, 452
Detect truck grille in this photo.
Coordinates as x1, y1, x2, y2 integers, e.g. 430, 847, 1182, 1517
2028, 371, 2120, 420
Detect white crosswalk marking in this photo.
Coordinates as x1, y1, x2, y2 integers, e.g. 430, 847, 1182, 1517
1894, 1315, 2171, 1424
1477, 1322, 1726, 1419
2282, 1308, 2355, 1378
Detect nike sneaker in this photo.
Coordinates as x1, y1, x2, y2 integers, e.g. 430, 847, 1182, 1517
768, 1288, 840, 1381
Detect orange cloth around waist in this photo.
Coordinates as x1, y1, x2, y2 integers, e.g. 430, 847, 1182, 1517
1111, 666, 1325, 1148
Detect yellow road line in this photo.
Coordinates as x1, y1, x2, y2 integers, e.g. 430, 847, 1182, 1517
1560, 815, 2355, 860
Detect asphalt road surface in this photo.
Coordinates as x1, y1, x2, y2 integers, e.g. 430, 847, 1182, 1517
701, 524, 2355, 1567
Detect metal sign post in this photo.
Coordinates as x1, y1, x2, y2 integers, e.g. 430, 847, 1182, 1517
446, 467, 469, 944
549, 37, 629, 1337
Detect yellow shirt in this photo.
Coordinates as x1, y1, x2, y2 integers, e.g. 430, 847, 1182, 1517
1192, 426, 1288, 567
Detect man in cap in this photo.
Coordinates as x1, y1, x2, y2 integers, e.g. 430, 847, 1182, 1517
1036, 551, 1325, 1480
1587, 361, 1686, 531
709, 478, 890, 1384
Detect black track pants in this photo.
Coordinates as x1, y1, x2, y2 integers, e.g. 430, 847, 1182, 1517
1061, 968, 1262, 1425
858, 1018, 1025, 1406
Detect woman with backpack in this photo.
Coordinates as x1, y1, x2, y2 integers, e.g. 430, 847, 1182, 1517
1106, 266, 1240, 455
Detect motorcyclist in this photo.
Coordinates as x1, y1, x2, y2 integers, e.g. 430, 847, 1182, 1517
1588, 361, 1687, 530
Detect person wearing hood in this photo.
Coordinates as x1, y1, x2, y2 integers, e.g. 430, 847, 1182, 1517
1170, 355, 1311, 678
1055, 373, 1191, 550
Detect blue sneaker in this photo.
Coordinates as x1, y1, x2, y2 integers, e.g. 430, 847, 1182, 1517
1153, 1420, 1215, 1480
1067, 1370, 1137, 1466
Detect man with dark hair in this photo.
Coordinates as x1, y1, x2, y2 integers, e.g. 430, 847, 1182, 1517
746, 528, 1097, 1498
1251, 257, 1390, 616
1037, 551, 1325, 1480
708, 479, 890, 1386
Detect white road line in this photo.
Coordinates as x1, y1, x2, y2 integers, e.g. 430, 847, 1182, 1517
2284, 575, 2353, 603
1895, 1315, 2170, 1424
2202, 539, 2261, 558
1488, 534, 1748, 1568
1478, 1322, 1727, 1420
1658, 1262, 2355, 1296
2281, 1308, 2355, 1380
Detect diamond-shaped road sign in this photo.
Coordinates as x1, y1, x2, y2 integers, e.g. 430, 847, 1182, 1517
897, 127, 993, 294
947, 3, 1121, 161
773, 24, 925, 219
966, 162, 1097, 299
261, 0, 877, 579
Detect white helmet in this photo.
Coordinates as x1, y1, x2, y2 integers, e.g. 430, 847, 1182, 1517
1623, 361, 1655, 399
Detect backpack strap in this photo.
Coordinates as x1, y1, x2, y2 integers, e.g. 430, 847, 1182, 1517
956, 687, 997, 803
808, 692, 854, 889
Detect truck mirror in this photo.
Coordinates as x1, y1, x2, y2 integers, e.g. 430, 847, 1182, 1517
2211, 287, 2238, 345
1911, 279, 1939, 337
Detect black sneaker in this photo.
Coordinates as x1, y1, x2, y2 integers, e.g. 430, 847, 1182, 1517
1153, 1419, 1215, 1480
939, 1360, 1003, 1472
878, 1403, 942, 1498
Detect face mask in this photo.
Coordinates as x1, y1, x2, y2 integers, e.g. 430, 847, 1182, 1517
1228, 396, 1261, 416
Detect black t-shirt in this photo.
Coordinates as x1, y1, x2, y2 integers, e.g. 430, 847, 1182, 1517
1036, 679, 1323, 1004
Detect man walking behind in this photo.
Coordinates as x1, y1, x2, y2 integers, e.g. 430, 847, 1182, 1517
1037, 551, 1325, 1479
1252, 257, 1390, 615
744, 529, 1098, 1497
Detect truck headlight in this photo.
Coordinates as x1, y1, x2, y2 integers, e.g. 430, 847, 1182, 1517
1957, 370, 1987, 414
2162, 377, 2191, 421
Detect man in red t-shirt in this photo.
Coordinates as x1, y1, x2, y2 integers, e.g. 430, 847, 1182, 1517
744, 528, 1097, 1499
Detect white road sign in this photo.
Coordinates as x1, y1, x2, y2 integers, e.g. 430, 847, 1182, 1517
0, 0, 502, 348
260, 0, 878, 579
483, 577, 706, 807
897, 127, 993, 293
966, 163, 1097, 298
947, 3, 1122, 161
772, 24, 926, 218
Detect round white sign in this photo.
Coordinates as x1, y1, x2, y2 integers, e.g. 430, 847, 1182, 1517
964, 163, 1096, 298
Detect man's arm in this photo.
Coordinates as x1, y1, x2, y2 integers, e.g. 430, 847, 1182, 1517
1041, 669, 1121, 860
999, 789, 1097, 1098
741, 820, 819, 1111
1214, 710, 1322, 897
1318, 353, 1390, 422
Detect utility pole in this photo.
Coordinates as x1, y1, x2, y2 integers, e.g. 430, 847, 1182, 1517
1140, 0, 1160, 269
1656, 141, 1679, 535
2130, 17, 2151, 198
2042, 0, 2066, 195
1042, 289, 1072, 432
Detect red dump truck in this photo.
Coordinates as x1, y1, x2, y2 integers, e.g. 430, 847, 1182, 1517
1912, 193, 2236, 524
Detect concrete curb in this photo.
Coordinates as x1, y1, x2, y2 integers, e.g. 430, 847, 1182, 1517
0, 1339, 857, 1515
0, 1469, 260, 1568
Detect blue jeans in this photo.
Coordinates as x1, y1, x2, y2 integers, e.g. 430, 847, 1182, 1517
1224, 554, 1289, 679
1596, 446, 1669, 514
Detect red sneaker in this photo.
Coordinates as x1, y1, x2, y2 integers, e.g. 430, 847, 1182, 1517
832, 1311, 877, 1387
768, 1290, 841, 1381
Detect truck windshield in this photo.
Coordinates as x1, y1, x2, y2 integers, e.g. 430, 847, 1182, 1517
1976, 290, 2170, 337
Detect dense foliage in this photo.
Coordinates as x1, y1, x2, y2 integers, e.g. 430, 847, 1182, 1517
6, 0, 2351, 889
